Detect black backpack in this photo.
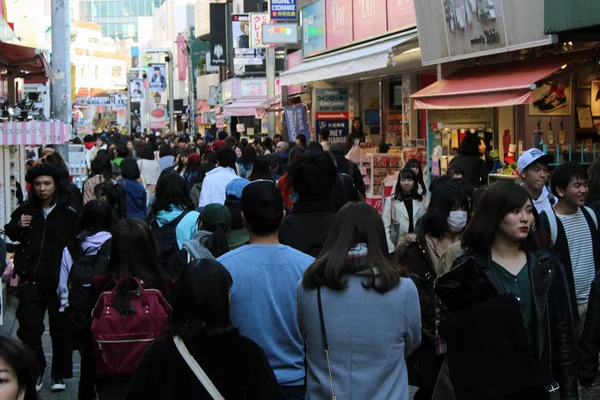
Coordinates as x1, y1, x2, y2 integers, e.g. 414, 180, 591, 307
68, 238, 112, 311
150, 211, 191, 276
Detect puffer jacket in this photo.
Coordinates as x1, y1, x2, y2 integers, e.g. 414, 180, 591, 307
449, 249, 578, 397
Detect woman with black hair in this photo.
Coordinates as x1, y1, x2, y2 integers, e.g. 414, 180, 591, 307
347, 117, 367, 147
83, 154, 115, 205
149, 173, 200, 250
405, 158, 427, 198
127, 259, 283, 399
395, 182, 470, 400
237, 146, 256, 179
447, 134, 491, 188
89, 218, 173, 399
0, 336, 40, 400
298, 202, 421, 400
181, 204, 231, 261
435, 182, 577, 400
94, 181, 126, 225
137, 143, 161, 198
118, 158, 147, 219
382, 168, 426, 253
248, 155, 275, 182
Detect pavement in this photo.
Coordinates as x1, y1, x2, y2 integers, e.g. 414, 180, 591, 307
2, 296, 417, 400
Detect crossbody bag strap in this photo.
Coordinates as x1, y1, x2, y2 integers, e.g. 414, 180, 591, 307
317, 287, 337, 400
173, 336, 225, 400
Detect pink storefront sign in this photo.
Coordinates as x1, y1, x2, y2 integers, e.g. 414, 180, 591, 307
287, 50, 303, 95
386, 0, 416, 32
0, 121, 70, 145
353, 0, 387, 41
325, 0, 353, 49
176, 35, 187, 81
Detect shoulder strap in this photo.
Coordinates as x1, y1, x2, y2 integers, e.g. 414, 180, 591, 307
542, 208, 558, 246
317, 287, 337, 400
173, 336, 225, 400
167, 210, 191, 228
583, 206, 599, 231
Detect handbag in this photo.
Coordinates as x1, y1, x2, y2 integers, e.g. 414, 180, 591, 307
174, 336, 225, 400
317, 287, 337, 400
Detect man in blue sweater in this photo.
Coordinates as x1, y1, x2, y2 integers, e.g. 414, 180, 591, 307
217, 180, 314, 399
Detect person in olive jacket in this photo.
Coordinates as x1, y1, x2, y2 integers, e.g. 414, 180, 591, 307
4, 164, 80, 392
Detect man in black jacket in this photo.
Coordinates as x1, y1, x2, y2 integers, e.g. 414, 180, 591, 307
330, 142, 366, 197
4, 164, 80, 393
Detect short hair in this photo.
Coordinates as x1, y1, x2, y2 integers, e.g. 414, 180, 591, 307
551, 162, 588, 197
217, 147, 236, 169
307, 142, 324, 151
288, 150, 337, 201
120, 158, 140, 180
462, 181, 537, 252
447, 164, 464, 176
116, 146, 130, 158
218, 131, 228, 140
159, 144, 172, 158
419, 183, 470, 239
319, 129, 330, 141
139, 143, 155, 161
296, 134, 307, 146
224, 136, 237, 149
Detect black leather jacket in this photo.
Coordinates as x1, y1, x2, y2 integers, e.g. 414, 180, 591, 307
452, 249, 578, 398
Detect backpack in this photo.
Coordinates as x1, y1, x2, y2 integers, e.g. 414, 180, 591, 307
68, 239, 112, 312
90, 276, 172, 377
150, 210, 191, 276
544, 206, 599, 245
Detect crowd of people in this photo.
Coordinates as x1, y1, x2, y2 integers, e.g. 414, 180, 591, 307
3, 129, 600, 400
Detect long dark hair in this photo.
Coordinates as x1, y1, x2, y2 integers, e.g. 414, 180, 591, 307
198, 207, 231, 258
90, 153, 113, 181
240, 146, 257, 169
393, 168, 422, 201
67, 200, 113, 259
248, 155, 275, 182
107, 218, 171, 315
419, 183, 470, 239
0, 336, 39, 400
171, 259, 236, 341
151, 173, 195, 216
458, 134, 482, 157
462, 181, 538, 252
405, 158, 427, 196
302, 202, 405, 293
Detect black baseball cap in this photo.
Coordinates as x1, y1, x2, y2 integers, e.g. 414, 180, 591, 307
242, 180, 283, 216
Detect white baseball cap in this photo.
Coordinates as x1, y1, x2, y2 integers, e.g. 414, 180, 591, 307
517, 148, 551, 172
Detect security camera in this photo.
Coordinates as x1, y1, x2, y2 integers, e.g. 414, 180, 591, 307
165, 56, 171, 62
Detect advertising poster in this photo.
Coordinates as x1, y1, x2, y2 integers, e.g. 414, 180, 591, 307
325, 0, 353, 49
270, 0, 297, 20
529, 76, 572, 116
352, 0, 387, 41
176, 35, 187, 81
302, 0, 326, 57
150, 89, 167, 129
130, 79, 144, 102
315, 88, 349, 142
209, 3, 227, 66
249, 13, 273, 48
284, 104, 310, 141
149, 63, 167, 92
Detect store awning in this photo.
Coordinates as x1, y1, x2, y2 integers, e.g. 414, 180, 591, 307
0, 42, 51, 80
411, 57, 575, 110
222, 101, 264, 117
279, 30, 418, 86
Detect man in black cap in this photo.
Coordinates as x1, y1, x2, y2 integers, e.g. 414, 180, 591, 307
4, 164, 80, 393
217, 180, 314, 398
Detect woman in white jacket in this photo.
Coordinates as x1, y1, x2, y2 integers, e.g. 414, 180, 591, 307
382, 168, 426, 253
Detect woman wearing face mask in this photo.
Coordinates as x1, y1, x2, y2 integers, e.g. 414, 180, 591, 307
382, 169, 426, 254
395, 182, 470, 400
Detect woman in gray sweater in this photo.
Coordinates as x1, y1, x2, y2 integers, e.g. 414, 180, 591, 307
297, 202, 422, 400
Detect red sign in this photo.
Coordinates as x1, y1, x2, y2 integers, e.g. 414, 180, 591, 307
353, 0, 387, 41
386, 0, 416, 32
325, 0, 353, 49
316, 111, 349, 120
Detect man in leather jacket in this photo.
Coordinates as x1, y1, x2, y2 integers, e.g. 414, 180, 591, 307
4, 164, 80, 392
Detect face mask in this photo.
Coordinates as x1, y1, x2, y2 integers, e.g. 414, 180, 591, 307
447, 211, 468, 233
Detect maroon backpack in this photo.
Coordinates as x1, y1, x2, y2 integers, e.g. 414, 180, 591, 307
90, 277, 172, 377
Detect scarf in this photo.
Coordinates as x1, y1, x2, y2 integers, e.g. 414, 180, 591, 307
182, 230, 215, 261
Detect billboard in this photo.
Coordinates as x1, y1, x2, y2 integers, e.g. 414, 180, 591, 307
148, 63, 167, 92
352, 0, 387, 41
325, 0, 353, 49
209, 3, 227, 66
414, 0, 553, 65
302, 0, 326, 57
130, 79, 145, 102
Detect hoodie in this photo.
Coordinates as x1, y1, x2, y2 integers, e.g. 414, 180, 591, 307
529, 185, 555, 214
156, 206, 201, 249
58, 231, 112, 311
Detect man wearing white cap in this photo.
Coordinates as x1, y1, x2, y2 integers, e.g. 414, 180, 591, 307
518, 148, 555, 214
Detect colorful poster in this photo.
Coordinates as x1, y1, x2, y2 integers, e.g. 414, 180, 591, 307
325, 0, 353, 49
249, 13, 273, 48
386, 0, 416, 32
353, 0, 387, 41
148, 63, 167, 92
284, 104, 310, 141
302, 0, 326, 57
130, 79, 144, 102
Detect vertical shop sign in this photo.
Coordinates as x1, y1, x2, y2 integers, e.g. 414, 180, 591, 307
315, 88, 349, 142
386, 0, 416, 32
284, 104, 310, 142
353, 0, 387, 41
302, 0, 326, 57
176, 35, 187, 81
325, 0, 353, 49
249, 13, 273, 48
209, 3, 227, 66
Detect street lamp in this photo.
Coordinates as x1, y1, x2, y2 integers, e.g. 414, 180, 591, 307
146, 48, 174, 133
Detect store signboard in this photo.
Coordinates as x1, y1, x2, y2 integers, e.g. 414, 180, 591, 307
249, 13, 273, 48
270, 0, 297, 20
284, 104, 310, 141
0, 121, 70, 145
317, 120, 349, 142
428, 108, 494, 124
387, 0, 416, 32
414, 0, 553, 66
302, 0, 326, 57
315, 88, 349, 113
240, 78, 282, 98
325, 0, 353, 49
209, 3, 227, 66
262, 23, 299, 44
352, 0, 387, 42
315, 88, 349, 142
287, 50, 303, 95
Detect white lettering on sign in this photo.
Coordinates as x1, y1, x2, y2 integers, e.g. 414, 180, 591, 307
360, 0, 375, 18
332, 0, 345, 29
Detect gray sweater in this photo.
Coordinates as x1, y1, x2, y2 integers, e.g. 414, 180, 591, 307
297, 275, 421, 400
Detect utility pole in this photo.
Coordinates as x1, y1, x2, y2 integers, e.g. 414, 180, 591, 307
187, 30, 195, 137
266, 47, 276, 138
50, 0, 71, 127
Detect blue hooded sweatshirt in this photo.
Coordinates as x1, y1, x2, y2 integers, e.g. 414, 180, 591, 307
156, 206, 201, 249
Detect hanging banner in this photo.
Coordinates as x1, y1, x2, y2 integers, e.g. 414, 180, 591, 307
284, 104, 310, 141
176, 35, 187, 81
249, 12, 273, 48
149, 63, 167, 92
130, 79, 145, 102
209, 3, 227, 66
